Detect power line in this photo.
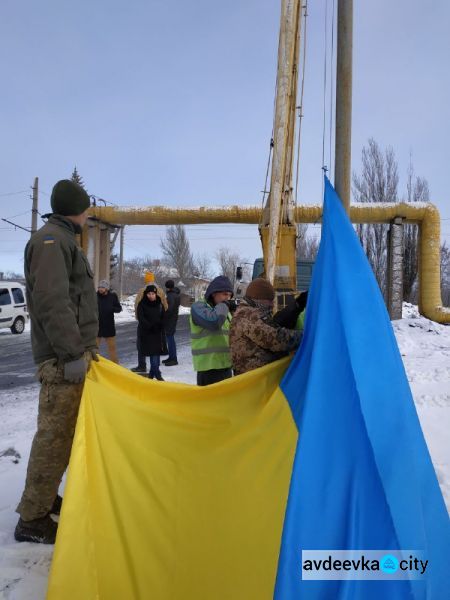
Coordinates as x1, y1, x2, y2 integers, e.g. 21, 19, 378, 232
321, 0, 329, 172
0, 190, 28, 198
125, 236, 259, 241
329, 0, 336, 175
294, 1, 309, 205
1, 218, 31, 233
2, 209, 31, 220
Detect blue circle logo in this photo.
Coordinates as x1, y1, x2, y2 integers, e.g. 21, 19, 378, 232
381, 554, 399, 573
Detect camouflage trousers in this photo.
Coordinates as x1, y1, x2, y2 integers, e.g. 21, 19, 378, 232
17, 354, 91, 521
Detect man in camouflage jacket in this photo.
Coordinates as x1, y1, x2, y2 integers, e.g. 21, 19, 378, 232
15, 180, 98, 544
230, 278, 302, 376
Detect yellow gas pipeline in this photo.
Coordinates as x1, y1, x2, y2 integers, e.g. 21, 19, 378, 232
88, 203, 450, 324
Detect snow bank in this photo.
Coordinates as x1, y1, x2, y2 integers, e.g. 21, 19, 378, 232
115, 295, 191, 321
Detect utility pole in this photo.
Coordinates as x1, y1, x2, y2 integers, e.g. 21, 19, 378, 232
334, 0, 353, 213
31, 177, 39, 233
118, 226, 124, 300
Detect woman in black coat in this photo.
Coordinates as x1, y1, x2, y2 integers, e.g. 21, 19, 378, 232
136, 285, 168, 380
97, 280, 122, 363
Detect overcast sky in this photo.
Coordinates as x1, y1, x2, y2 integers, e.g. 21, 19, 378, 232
1, 0, 449, 276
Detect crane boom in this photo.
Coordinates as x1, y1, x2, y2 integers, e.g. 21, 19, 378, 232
260, 0, 302, 302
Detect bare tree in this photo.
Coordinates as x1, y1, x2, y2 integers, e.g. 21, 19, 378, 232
353, 139, 399, 296
118, 257, 144, 295
1, 270, 24, 280
193, 253, 213, 280
403, 159, 430, 302
441, 242, 450, 307
160, 225, 194, 282
117, 255, 166, 295
296, 224, 319, 260
215, 247, 249, 284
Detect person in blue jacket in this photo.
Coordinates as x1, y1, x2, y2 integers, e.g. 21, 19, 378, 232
190, 276, 236, 386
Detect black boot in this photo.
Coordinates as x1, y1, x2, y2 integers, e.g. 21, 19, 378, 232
131, 365, 147, 373
155, 372, 164, 381
14, 515, 58, 544
51, 494, 63, 516
164, 359, 178, 366
148, 372, 154, 379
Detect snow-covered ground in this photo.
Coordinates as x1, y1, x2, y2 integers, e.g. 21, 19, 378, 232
0, 303, 449, 599
117, 294, 191, 322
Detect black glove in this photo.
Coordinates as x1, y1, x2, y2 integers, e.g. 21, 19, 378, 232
295, 291, 308, 313
224, 299, 238, 313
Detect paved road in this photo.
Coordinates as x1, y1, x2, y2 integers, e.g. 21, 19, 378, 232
0, 315, 191, 390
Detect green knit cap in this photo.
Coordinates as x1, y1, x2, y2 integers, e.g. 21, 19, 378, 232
50, 180, 91, 216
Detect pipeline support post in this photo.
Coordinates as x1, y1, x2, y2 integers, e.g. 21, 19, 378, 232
387, 217, 404, 320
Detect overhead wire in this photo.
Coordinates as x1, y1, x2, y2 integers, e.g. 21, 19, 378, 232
0, 190, 28, 198
321, 0, 329, 175
329, 0, 336, 176
260, 62, 279, 214
2, 209, 31, 220
294, 1, 309, 206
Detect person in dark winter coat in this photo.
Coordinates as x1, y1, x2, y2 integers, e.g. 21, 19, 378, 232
162, 280, 181, 366
131, 272, 167, 373
97, 280, 122, 363
136, 285, 168, 380
190, 275, 235, 386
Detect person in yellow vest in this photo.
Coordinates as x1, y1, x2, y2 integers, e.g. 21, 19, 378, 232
190, 275, 235, 386
131, 272, 168, 373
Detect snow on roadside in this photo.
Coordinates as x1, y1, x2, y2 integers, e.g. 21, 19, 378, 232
115, 294, 191, 322
0, 294, 188, 332
0, 303, 448, 599
392, 304, 450, 505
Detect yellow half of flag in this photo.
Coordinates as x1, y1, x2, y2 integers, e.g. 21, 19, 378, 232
47, 357, 298, 600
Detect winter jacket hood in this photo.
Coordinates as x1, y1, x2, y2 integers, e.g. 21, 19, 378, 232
205, 276, 234, 302
134, 285, 168, 318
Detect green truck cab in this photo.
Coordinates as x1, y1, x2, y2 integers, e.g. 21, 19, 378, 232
251, 258, 314, 291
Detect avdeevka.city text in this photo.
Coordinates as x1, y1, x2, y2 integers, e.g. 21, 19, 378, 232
303, 555, 427, 574
302, 551, 428, 580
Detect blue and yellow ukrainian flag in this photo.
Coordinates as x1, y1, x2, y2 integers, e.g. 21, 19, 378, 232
47, 178, 449, 599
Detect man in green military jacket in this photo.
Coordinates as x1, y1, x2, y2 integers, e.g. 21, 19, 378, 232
15, 179, 99, 544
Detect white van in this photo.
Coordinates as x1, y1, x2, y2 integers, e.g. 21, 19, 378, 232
0, 281, 28, 334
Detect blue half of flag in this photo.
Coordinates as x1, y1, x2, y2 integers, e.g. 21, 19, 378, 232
274, 177, 450, 599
